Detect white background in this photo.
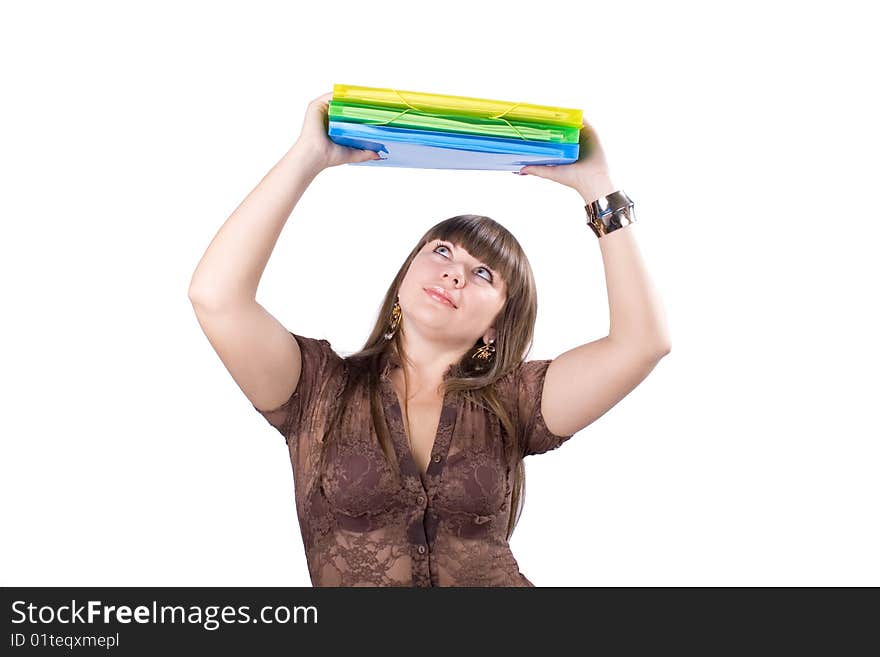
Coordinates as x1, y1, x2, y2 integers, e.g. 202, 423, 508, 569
2, 0, 877, 586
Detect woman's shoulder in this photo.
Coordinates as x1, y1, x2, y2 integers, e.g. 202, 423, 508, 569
253, 331, 348, 443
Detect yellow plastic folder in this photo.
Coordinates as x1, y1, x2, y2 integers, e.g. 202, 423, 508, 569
333, 83, 583, 128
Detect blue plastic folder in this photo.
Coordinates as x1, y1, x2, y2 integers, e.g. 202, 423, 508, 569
328, 120, 579, 171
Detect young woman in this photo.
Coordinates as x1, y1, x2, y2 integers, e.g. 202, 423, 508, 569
189, 92, 670, 586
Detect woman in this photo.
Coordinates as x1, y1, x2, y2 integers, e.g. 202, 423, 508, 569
188, 92, 671, 586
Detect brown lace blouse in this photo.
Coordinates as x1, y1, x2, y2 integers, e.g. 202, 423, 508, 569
253, 332, 575, 587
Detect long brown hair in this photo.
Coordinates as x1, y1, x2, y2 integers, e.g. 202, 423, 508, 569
315, 214, 541, 540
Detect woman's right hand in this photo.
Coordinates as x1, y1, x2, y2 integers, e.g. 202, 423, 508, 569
293, 92, 382, 172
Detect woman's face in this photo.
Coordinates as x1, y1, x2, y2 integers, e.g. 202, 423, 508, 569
398, 238, 507, 344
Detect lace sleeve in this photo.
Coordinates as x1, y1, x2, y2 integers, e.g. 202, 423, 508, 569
516, 359, 576, 457
252, 331, 343, 446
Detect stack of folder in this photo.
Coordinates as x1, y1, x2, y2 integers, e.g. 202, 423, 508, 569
327, 83, 583, 171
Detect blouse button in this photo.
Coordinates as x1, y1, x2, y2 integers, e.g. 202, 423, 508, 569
418, 545, 426, 554
417, 495, 425, 505
433, 454, 441, 462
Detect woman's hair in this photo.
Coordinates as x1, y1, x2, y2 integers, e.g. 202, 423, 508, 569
313, 214, 541, 541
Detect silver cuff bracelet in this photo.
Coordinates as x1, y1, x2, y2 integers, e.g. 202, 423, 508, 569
585, 190, 636, 238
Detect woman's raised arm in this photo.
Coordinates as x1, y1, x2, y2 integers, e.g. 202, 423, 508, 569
187, 92, 378, 413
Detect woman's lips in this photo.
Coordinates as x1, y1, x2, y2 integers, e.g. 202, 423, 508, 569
424, 288, 456, 308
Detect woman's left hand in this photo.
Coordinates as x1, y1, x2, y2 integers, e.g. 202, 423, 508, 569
516, 116, 617, 203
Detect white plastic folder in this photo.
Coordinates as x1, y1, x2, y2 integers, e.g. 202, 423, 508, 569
330, 121, 580, 171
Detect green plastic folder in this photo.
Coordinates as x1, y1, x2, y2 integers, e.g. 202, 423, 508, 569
328, 100, 579, 144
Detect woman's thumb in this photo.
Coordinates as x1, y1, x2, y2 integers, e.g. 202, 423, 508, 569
362, 149, 382, 161
519, 165, 555, 178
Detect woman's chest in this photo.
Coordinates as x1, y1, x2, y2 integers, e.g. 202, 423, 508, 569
318, 394, 511, 522
399, 397, 444, 480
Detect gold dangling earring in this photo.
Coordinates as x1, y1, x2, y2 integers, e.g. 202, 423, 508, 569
384, 298, 402, 340
473, 337, 496, 362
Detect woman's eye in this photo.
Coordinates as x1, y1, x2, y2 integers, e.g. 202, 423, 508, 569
433, 244, 493, 282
